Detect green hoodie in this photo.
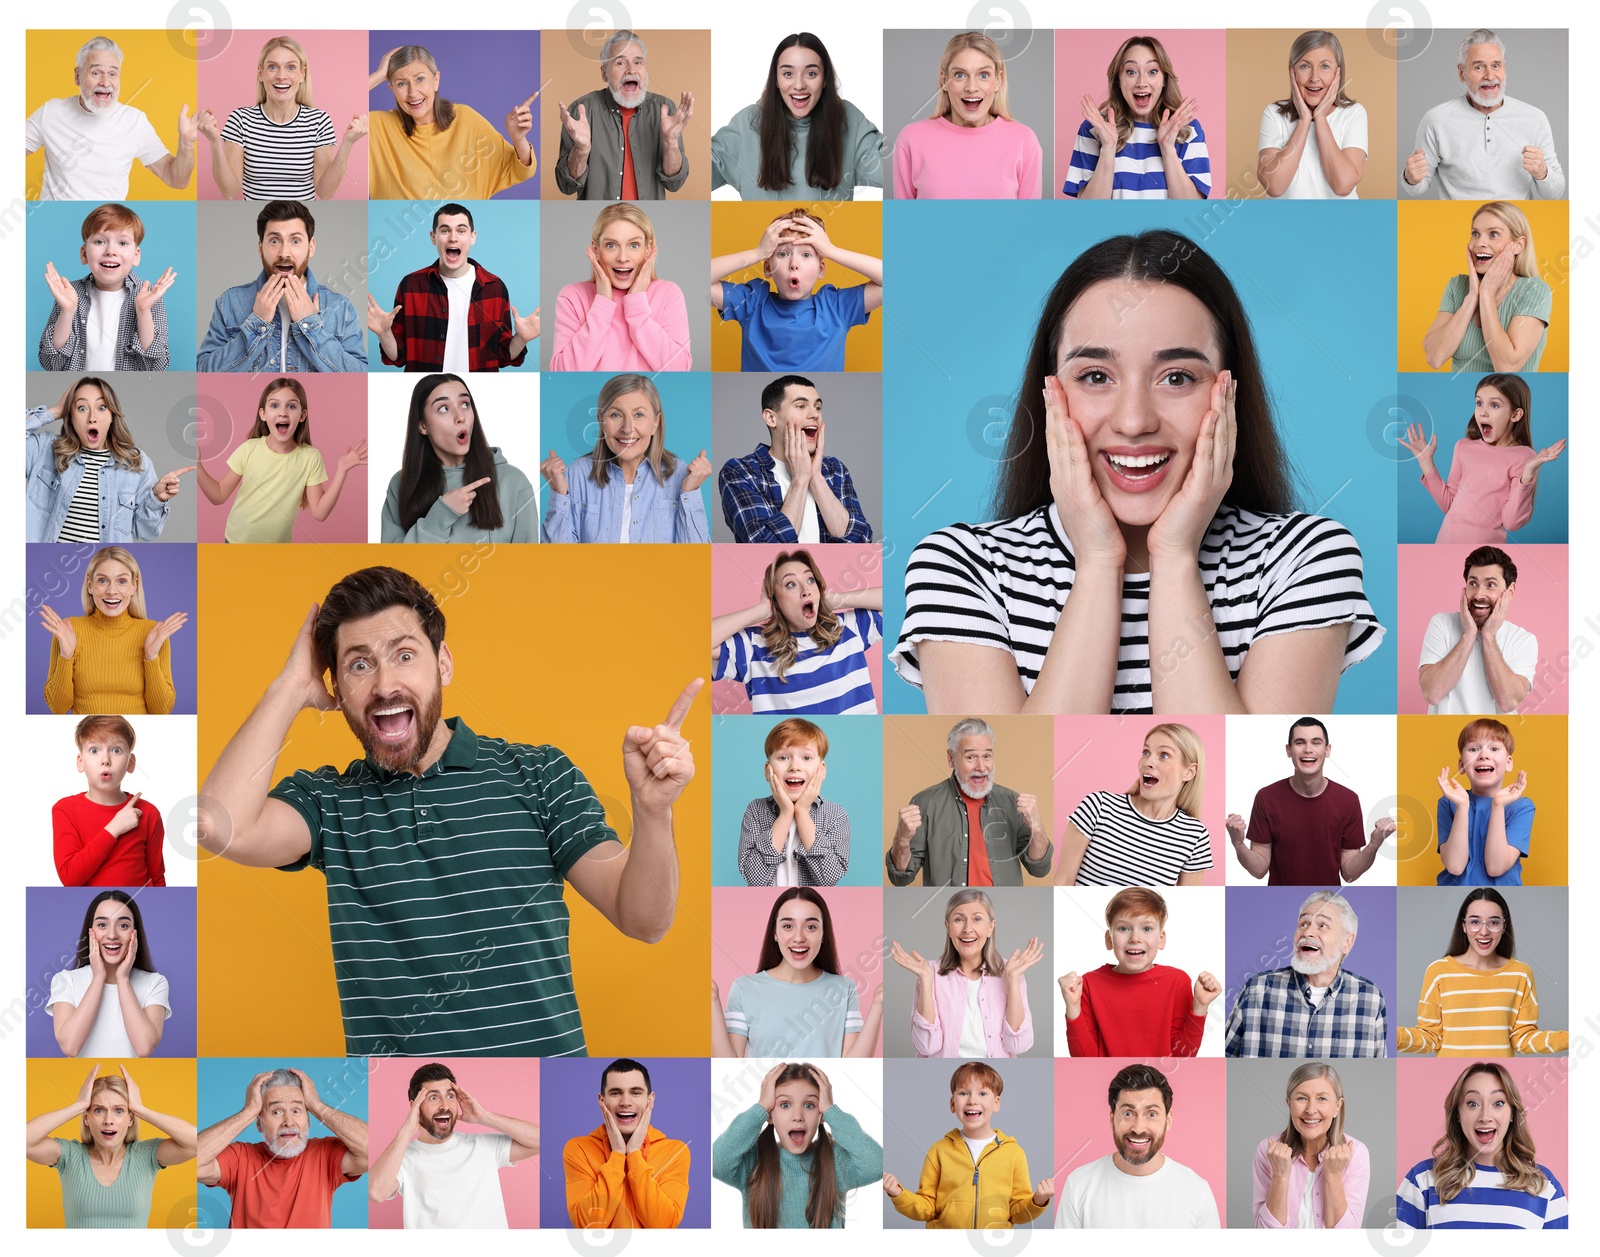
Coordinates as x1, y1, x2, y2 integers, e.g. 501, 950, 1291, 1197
381, 447, 537, 542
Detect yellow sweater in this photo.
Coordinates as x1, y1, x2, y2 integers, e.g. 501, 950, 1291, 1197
44, 612, 176, 715
1398, 956, 1568, 1056
369, 104, 536, 201
891, 1129, 1048, 1230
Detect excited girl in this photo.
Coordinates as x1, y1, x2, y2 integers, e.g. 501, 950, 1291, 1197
26, 378, 191, 543
1054, 723, 1212, 886
713, 549, 882, 714
712, 1062, 882, 1228
48, 890, 169, 1058
1422, 202, 1551, 373
1399, 373, 1564, 544
196, 377, 365, 543
889, 889, 1041, 1058
711, 887, 883, 1057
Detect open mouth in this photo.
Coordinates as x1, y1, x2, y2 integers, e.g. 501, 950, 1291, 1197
610, 265, 635, 287
612, 434, 641, 452
273, 262, 297, 275
801, 424, 819, 440
961, 1107, 985, 1121
1123, 946, 1148, 962
274, 420, 292, 437
615, 1109, 638, 1126
786, 946, 811, 964
1478, 422, 1495, 439
799, 598, 817, 621
1103, 450, 1174, 492
960, 95, 984, 112
1140, 771, 1159, 789
784, 774, 806, 790
455, 429, 471, 448
1469, 600, 1493, 618
957, 934, 980, 946
99, 595, 124, 612
1296, 756, 1320, 767
272, 81, 294, 93
1471, 760, 1501, 780
369, 703, 416, 744
443, 246, 463, 265
788, 92, 813, 111
1123, 1134, 1153, 1153
1473, 251, 1495, 266
786, 1126, 808, 1148
101, 941, 124, 956
97, 258, 123, 273
1474, 1124, 1499, 1146
405, 97, 429, 112
1131, 89, 1153, 111
787, 274, 806, 292
620, 76, 641, 94
85, 426, 102, 445
1298, 939, 1322, 959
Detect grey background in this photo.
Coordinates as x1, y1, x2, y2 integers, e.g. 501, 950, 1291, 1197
882, 1055, 1055, 1228
193, 201, 371, 352
1396, 886, 1567, 1056
882, 887, 1054, 1059
26, 372, 199, 544
1395, 28, 1569, 195
1225, 1059, 1396, 1229
539, 200, 711, 370
881, 29, 1055, 200
710, 371, 883, 542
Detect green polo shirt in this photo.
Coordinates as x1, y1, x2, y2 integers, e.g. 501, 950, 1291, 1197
270, 717, 618, 1056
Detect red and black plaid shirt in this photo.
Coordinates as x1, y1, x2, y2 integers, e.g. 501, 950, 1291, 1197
381, 259, 528, 372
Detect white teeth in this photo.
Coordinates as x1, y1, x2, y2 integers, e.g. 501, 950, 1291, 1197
1108, 453, 1170, 469
374, 705, 411, 717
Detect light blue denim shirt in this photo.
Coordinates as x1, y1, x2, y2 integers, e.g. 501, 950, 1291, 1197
542, 452, 710, 543
196, 267, 365, 372
25, 406, 169, 542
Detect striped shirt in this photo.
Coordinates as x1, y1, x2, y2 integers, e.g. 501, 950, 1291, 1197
1397, 1159, 1567, 1229
1224, 966, 1388, 1058
54, 1137, 162, 1228
269, 718, 618, 1057
716, 607, 882, 714
1397, 957, 1568, 1056
891, 503, 1383, 715
220, 104, 336, 200
1066, 790, 1211, 886
1062, 118, 1211, 199
58, 448, 111, 543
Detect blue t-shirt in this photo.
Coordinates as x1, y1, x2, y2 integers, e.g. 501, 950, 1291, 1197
719, 280, 869, 371
1436, 793, 1533, 886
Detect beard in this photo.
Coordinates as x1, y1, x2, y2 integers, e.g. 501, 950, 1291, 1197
608, 76, 648, 108
956, 774, 994, 800
1291, 947, 1340, 978
266, 1131, 307, 1159
1114, 1128, 1166, 1166
341, 676, 444, 773
1469, 84, 1503, 108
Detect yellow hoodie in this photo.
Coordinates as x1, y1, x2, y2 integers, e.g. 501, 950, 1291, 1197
891, 1128, 1047, 1229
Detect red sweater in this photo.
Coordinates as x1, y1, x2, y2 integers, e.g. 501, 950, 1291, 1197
1065, 964, 1203, 1057
53, 792, 166, 886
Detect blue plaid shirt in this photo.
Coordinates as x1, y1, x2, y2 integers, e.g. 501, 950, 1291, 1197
1224, 966, 1387, 1058
718, 443, 872, 543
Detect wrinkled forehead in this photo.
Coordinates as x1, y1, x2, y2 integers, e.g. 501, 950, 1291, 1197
81, 50, 122, 74
1462, 43, 1505, 68
262, 1085, 306, 1110
607, 42, 646, 65
332, 605, 437, 660
954, 734, 993, 758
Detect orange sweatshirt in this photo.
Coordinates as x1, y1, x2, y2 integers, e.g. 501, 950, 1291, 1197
564, 1125, 691, 1229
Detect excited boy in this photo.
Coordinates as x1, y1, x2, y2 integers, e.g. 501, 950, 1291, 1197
736, 717, 850, 887
1436, 718, 1534, 886
39, 202, 174, 371
54, 715, 166, 886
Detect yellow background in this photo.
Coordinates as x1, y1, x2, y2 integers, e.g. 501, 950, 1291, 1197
711, 201, 883, 372
1395, 714, 1567, 885
1396, 200, 1570, 372
27, 1058, 197, 1228
196, 544, 711, 1056
26, 30, 199, 201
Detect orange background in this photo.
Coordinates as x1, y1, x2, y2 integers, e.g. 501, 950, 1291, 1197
196, 543, 711, 1056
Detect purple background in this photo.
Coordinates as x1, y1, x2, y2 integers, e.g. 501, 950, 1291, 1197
25, 543, 198, 715
368, 31, 542, 200
25, 886, 198, 1058
539, 1056, 711, 1228
1224, 886, 1397, 1055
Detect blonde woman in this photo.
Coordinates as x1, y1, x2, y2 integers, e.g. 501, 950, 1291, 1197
1257, 31, 1368, 199
892, 32, 1042, 200
1251, 1062, 1370, 1228
1423, 201, 1551, 372
550, 203, 690, 371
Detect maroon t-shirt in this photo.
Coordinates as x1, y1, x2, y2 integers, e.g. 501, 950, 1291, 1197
1248, 777, 1364, 885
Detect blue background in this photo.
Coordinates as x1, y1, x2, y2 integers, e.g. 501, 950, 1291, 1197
880, 200, 1399, 715
711, 713, 884, 887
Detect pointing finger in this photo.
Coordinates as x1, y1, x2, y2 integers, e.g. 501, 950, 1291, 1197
659, 677, 705, 732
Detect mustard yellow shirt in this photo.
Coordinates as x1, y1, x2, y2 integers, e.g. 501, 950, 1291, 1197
224, 438, 327, 544
369, 104, 536, 201
45, 611, 175, 715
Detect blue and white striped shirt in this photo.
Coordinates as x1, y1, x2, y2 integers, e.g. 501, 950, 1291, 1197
1062, 118, 1211, 199
1397, 1159, 1567, 1229
716, 607, 882, 714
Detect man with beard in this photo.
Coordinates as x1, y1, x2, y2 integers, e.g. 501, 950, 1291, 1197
197, 199, 365, 372
198, 1067, 369, 1228
1054, 1063, 1219, 1228
554, 31, 693, 200
369, 1063, 539, 1229
1418, 545, 1537, 715
1224, 891, 1388, 1058
26, 36, 199, 201
197, 565, 701, 1057
564, 1058, 691, 1228
886, 717, 1051, 887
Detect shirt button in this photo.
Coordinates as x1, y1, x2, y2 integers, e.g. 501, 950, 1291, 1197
419, 807, 428, 816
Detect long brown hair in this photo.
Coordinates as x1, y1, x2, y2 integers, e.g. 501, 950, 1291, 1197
1272, 32, 1358, 120
53, 377, 144, 474
755, 887, 842, 974
399, 374, 503, 532
1430, 1062, 1546, 1203
1466, 373, 1533, 448
1445, 888, 1515, 960
761, 550, 843, 681
590, 373, 678, 487
1102, 36, 1192, 149
246, 377, 313, 447
757, 33, 846, 192
387, 45, 455, 136
74, 889, 158, 972
744, 1062, 843, 1228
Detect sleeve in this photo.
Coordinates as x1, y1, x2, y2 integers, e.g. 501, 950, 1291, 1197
795, 800, 850, 886
1170, 974, 1205, 1057
1511, 278, 1553, 326
1064, 973, 1105, 1057
131, 460, 171, 540
717, 279, 764, 328
842, 978, 863, 1039
1344, 102, 1370, 154
44, 634, 76, 714
854, 607, 883, 648
134, 113, 169, 167
212, 1140, 244, 1191
713, 629, 753, 684
24, 103, 45, 154
141, 971, 172, 1014
722, 977, 751, 1040
292, 292, 369, 372
380, 279, 408, 368
499, 466, 539, 542
710, 1103, 766, 1189
890, 1146, 942, 1222
1250, 1139, 1282, 1228
849, 106, 886, 191
1504, 798, 1533, 856
1501, 627, 1538, 683
552, 100, 587, 196
303, 446, 328, 488
1176, 119, 1212, 197
225, 440, 252, 477
47, 968, 80, 1013
1533, 115, 1565, 199
825, 283, 870, 330
822, 1106, 883, 1190
1364, 986, 1388, 1058
144, 638, 177, 715
539, 746, 622, 877
889, 524, 1009, 690
709, 121, 737, 194
1538, 1166, 1567, 1228
1393, 1161, 1429, 1229
548, 283, 613, 372
620, 283, 691, 371
718, 455, 794, 544
1223, 982, 1249, 1057
144, 802, 166, 886
564, 1138, 626, 1227
1403, 117, 1437, 198
909, 973, 944, 1056
736, 798, 780, 886
884, 793, 927, 887
1397, 961, 1443, 1054
1438, 273, 1468, 314
197, 295, 271, 373
39, 295, 79, 370
266, 769, 329, 872
541, 469, 579, 543
672, 475, 710, 544
822, 458, 873, 542
1509, 970, 1568, 1054
999, 977, 1033, 1056
1257, 103, 1287, 154
1007, 1145, 1046, 1224
1018, 125, 1043, 199
1331, 1138, 1369, 1228
1502, 460, 1535, 534
654, 98, 690, 193
1418, 613, 1453, 668
53, 797, 117, 885
892, 130, 915, 199
1419, 442, 1463, 514
1253, 514, 1384, 671
1054, 1179, 1081, 1227
628, 1140, 691, 1228
126, 290, 170, 371
1061, 120, 1099, 197
219, 109, 249, 148
1015, 803, 1052, 878
1434, 794, 1455, 855
1182, 820, 1214, 871
1066, 793, 1103, 844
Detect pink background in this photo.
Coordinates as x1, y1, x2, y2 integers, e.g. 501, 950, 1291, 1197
196, 30, 372, 200
1053, 715, 1227, 885
366, 1057, 540, 1228
1394, 1059, 1568, 1194
1052, 1057, 1227, 1215
710, 544, 885, 715
1395, 544, 1568, 715
711, 886, 885, 1058
194, 373, 370, 543
1052, 30, 1229, 200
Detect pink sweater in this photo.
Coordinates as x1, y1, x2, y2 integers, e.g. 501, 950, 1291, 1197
892, 116, 1043, 200
1421, 438, 1535, 544
549, 279, 691, 372
910, 968, 1033, 1057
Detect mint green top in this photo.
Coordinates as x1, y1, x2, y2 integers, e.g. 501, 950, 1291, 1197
1438, 274, 1552, 372
711, 101, 884, 200
54, 1137, 163, 1228
380, 448, 538, 542
710, 1103, 883, 1228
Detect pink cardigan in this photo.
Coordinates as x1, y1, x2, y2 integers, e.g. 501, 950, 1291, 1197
910, 968, 1033, 1058
1250, 1134, 1369, 1229
549, 279, 691, 372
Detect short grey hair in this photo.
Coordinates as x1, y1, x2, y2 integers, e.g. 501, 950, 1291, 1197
1298, 890, 1358, 937
76, 36, 123, 76
261, 1068, 304, 1093
600, 30, 648, 63
946, 717, 995, 757
1458, 29, 1505, 66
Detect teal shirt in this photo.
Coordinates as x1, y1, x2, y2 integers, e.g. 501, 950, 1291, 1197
711, 101, 884, 200
55, 1138, 162, 1228
711, 1104, 883, 1227
1439, 274, 1552, 372
380, 449, 538, 542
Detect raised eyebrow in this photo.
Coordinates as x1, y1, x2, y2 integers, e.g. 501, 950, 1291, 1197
339, 633, 424, 662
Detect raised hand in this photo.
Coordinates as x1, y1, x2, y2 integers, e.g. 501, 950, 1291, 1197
1225, 813, 1247, 845
765, 762, 795, 818
253, 273, 288, 323
682, 449, 713, 492
506, 92, 536, 145
1192, 970, 1222, 1011
661, 92, 694, 149
758, 1061, 785, 1116
40, 605, 78, 659
345, 112, 369, 143
810, 419, 827, 470
107, 792, 143, 838
194, 108, 221, 142
177, 103, 200, 146
135, 268, 177, 313
1015, 791, 1040, 831
1321, 1141, 1353, 1176
621, 678, 704, 813
756, 216, 793, 262
1457, 585, 1479, 643
893, 804, 922, 844
143, 612, 188, 661
242, 1070, 274, 1120
1464, 241, 1482, 296
882, 1172, 903, 1198
151, 464, 195, 504
366, 294, 401, 336
539, 450, 569, 496
807, 1064, 833, 1113
1369, 817, 1397, 847
558, 101, 592, 151
336, 440, 368, 474
1289, 70, 1311, 121
587, 244, 612, 300
1398, 422, 1437, 463
795, 760, 827, 810
286, 1068, 324, 1117
1155, 96, 1198, 150
785, 214, 833, 260
1437, 765, 1470, 807
632, 246, 656, 297
1147, 369, 1235, 564
889, 940, 934, 982
1005, 936, 1045, 977
511, 304, 540, 343
1405, 148, 1429, 186
1521, 146, 1548, 180
88, 929, 110, 980
1520, 439, 1565, 482
442, 476, 493, 516
1481, 247, 1517, 298
405, 1086, 429, 1140
1058, 971, 1083, 1017
1081, 94, 1118, 151
781, 417, 812, 483
1481, 585, 1513, 638
625, 1096, 655, 1153
453, 1082, 489, 1127
113, 929, 139, 981
1265, 1138, 1293, 1178
283, 274, 319, 323
1311, 68, 1340, 119
1043, 374, 1126, 569
118, 1064, 143, 1111
75, 1064, 103, 1109
1493, 769, 1528, 808
45, 261, 80, 315
600, 1096, 627, 1153
1032, 1177, 1054, 1206
276, 603, 338, 712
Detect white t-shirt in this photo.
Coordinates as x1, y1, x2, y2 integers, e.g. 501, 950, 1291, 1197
397, 1131, 513, 1229
1306, 982, 1331, 1008
26, 96, 169, 201
47, 966, 171, 1057
1418, 612, 1538, 715
440, 273, 475, 374
769, 457, 820, 543
963, 1135, 993, 1164
86, 285, 126, 371
1257, 102, 1368, 200
774, 820, 800, 886
957, 976, 988, 1058
1296, 1166, 1318, 1228
1055, 1155, 1220, 1228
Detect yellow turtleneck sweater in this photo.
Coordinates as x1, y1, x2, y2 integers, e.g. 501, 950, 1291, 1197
45, 611, 176, 715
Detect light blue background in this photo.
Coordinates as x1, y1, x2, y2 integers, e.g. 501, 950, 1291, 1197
1394, 373, 1568, 545
711, 713, 884, 887
880, 200, 1399, 715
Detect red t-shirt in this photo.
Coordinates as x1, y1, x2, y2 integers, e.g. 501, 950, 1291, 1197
619, 106, 639, 200
964, 794, 993, 886
1248, 777, 1364, 886
53, 792, 166, 886
1066, 964, 1204, 1057
215, 1136, 356, 1228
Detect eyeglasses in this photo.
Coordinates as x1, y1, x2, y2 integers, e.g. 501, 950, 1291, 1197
1464, 917, 1505, 932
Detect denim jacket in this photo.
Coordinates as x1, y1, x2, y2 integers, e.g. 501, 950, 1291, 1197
196, 268, 366, 372
25, 406, 168, 542
541, 452, 710, 543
